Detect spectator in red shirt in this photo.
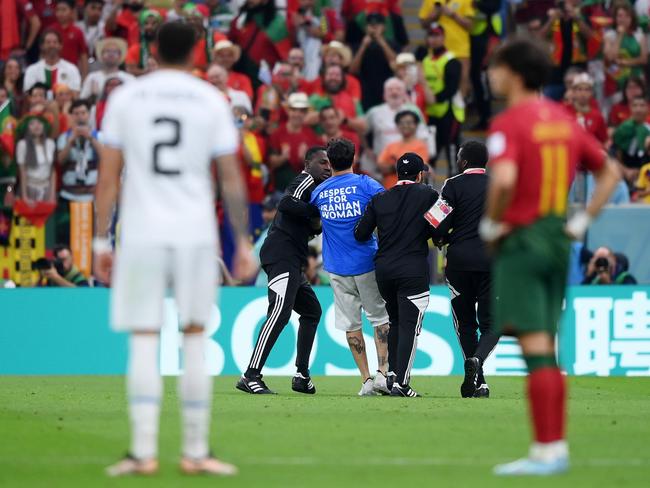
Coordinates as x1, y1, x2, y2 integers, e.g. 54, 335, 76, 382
307, 40, 361, 99
0, 0, 41, 62
567, 73, 607, 144
268, 92, 320, 191
212, 39, 253, 100
319, 105, 360, 161
125, 8, 161, 76
52, 0, 89, 77
608, 76, 647, 128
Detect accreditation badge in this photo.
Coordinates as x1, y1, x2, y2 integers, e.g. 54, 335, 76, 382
424, 197, 453, 228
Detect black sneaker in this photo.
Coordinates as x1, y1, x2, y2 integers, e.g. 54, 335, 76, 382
292, 373, 316, 394
390, 384, 420, 398
474, 383, 490, 398
461, 357, 480, 398
386, 372, 396, 392
236, 374, 275, 394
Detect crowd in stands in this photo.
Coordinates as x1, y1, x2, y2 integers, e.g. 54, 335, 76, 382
0, 0, 647, 287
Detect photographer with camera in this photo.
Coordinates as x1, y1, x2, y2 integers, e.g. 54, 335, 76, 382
35, 244, 90, 287
56, 99, 102, 245
582, 247, 637, 285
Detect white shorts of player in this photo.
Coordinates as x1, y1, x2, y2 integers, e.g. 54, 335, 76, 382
111, 245, 218, 331
329, 270, 389, 332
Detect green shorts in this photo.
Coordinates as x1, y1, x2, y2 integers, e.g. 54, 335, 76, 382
493, 216, 570, 336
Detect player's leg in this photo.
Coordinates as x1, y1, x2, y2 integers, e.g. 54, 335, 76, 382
174, 246, 237, 476
240, 261, 301, 393
446, 269, 481, 398
290, 278, 322, 394
390, 277, 429, 398
106, 246, 166, 477
474, 271, 500, 397
377, 277, 399, 391
493, 219, 570, 475
330, 272, 374, 394
356, 270, 391, 393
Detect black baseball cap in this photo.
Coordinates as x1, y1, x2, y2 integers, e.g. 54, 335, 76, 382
396, 152, 428, 178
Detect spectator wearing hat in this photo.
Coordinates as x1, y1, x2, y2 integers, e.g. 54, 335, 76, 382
24, 82, 63, 136
16, 113, 56, 204
268, 92, 320, 191
52, 0, 89, 77
307, 64, 366, 134
228, 0, 291, 90
364, 77, 429, 177
566, 73, 607, 145
419, 0, 474, 95
378, 110, 429, 188
124, 8, 162, 77
289, 0, 344, 81
213, 39, 254, 100
421, 23, 464, 176
80, 37, 135, 102
307, 41, 361, 100
76, 0, 106, 64
183, 2, 227, 71
393, 52, 433, 117
207, 64, 253, 113
350, 10, 399, 111
24, 29, 82, 95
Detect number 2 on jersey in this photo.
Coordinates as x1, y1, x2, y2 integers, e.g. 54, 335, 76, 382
153, 117, 181, 175
539, 143, 569, 216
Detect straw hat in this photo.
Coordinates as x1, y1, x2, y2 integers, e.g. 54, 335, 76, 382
95, 37, 128, 64
321, 41, 352, 68
213, 40, 241, 62
395, 52, 416, 66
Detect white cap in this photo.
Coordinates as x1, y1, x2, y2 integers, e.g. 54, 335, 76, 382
288, 92, 310, 109
396, 52, 416, 66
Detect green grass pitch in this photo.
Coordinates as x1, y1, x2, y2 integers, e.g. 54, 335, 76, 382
1, 376, 648, 487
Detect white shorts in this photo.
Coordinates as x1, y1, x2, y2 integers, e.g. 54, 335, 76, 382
329, 270, 389, 332
111, 245, 218, 331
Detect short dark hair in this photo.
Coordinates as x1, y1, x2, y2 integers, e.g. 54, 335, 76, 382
319, 105, 337, 117
305, 145, 327, 163
394, 110, 419, 125
491, 36, 551, 91
56, 0, 75, 8
28, 82, 49, 95
326, 138, 355, 171
459, 140, 488, 169
70, 99, 91, 113
53, 244, 71, 257
40, 28, 62, 45
156, 21, 196, 65
85, 0, 104, 6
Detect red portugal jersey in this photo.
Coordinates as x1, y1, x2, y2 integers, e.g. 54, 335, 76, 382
487, 98, 605, 227
565, 104, 608, 144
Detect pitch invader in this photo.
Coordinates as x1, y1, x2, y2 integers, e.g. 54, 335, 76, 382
481, 37, 620, 475
236, 147, 331, 395
94, 22, 256, 477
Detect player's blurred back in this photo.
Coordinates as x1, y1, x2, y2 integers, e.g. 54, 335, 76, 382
101, 70, 236, 246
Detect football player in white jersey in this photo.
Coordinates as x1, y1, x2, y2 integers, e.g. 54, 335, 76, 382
93, 21, 256, 477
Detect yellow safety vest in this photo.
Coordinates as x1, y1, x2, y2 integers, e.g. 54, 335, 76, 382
470, 12, 503, 37
422, 52, 465, 122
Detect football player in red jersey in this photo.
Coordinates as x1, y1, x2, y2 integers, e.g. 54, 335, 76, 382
480, 37, 621, 476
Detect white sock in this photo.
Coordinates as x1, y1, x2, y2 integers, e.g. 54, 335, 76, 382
179, 333, 212, 460
127, 334, 162, 460
530, 440, 569, 462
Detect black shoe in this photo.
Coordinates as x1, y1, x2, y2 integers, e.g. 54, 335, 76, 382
292, 372, 316, 394
461, 357, 480, 398
236, 374, 275, 394
390, 384, 421, 398
474, 383, 490, 398
386, 372, 396, 392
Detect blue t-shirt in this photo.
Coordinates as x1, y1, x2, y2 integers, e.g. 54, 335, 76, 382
311, 173, 384, 276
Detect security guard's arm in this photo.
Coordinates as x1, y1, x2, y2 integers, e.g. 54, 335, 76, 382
354, 200, 377, 242
277, 195, 320, 219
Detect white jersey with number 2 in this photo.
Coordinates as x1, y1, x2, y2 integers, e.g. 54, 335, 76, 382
101, 69, 238, 247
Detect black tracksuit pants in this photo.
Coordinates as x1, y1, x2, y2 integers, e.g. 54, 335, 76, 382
377, 276, 430, 387
470, 31, 491, 125
246, 260, 321, 377
445, 268, 499, 383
